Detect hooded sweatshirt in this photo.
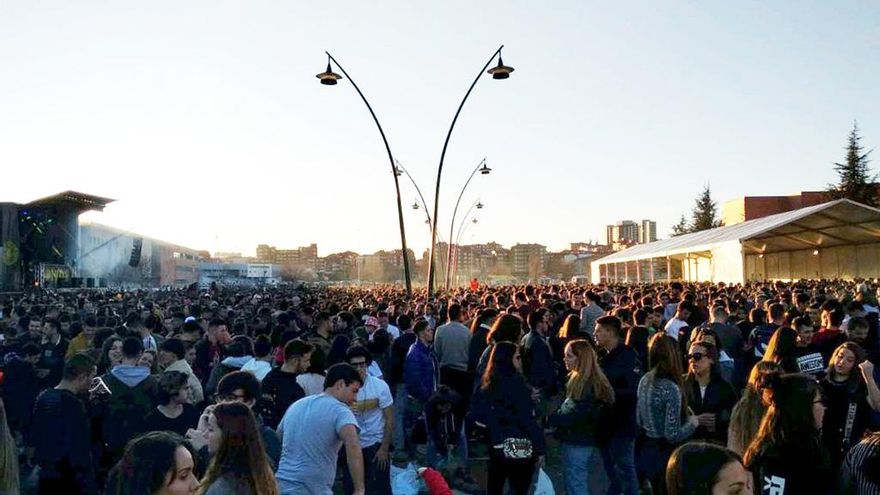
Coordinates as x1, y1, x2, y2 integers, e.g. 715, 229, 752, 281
102, 364, 158, 452
206, 355, 253, 396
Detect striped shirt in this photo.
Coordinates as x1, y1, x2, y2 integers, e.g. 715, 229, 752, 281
841, 433, 880, 495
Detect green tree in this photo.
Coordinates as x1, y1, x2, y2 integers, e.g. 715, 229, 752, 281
827, 122, 877, 206
690, 185, 723, 232
670, 214, 690, 237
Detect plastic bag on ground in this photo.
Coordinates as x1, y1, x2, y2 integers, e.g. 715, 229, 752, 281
391, 462, 422, 495
531, 468, 555, 495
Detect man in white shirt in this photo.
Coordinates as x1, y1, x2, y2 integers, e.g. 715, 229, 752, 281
664, 301, 692, 341
345, 346, 394, 495
376, 311, 400, 341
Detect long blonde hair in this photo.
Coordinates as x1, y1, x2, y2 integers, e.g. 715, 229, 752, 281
0, 398, 20, 495
565, 339, 615, 404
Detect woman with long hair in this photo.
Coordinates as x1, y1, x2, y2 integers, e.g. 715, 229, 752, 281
683, 340, 736, 444
762, 327, 800, 373
472, 341, 545, 495
820, 342, 880, 471
743, 373, 831, 495
636, 334, 698, 494
727, 361, 782, 455
547, 339, 615, 495
468, 308, 499, 374
200, 402, 277, 495
473, 313, 524, 383
665, 442, 752, 495
105, 431, 200, 495
98, 336, 123, 375
0, 398, 19, 495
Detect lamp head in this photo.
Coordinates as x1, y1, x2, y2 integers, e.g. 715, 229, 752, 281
476, 202, 484, 209
479, 163, 492, 175
316, 62, 342, 85
412, 202, 420, 210
487, 55, 514, 80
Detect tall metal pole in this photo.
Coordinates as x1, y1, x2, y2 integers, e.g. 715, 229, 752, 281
326, 52, 412, 296
445, 158, 487, 290
427, 45, 504, 296
395, 160, 439, 284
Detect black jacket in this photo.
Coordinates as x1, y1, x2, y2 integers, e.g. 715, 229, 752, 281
683, 374, 737, 443
547, 391, 610, 446
471, 375, 546, 456
520, 330, 557, 396
599, 344, 640, 436
29, 388, 96, 493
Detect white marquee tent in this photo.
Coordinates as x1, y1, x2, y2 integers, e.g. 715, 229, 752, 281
591, 199, 880, 284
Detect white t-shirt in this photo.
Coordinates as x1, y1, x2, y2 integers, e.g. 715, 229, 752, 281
352, 375, 393, 448
665, 318, 688, 341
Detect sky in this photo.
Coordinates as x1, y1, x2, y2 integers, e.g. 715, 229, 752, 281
1, 1, 879, 257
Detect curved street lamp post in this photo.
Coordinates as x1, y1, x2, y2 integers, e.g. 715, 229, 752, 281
426, 45, 513, 295
317, 53, 413, 295
445, 158, 490, 290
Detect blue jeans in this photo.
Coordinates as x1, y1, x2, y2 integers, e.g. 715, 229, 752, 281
561, 443, 599, 495
426, 427, 468, 469
601, 434, 639, 495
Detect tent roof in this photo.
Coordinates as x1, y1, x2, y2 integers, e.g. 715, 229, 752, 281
594, 199, 880, 265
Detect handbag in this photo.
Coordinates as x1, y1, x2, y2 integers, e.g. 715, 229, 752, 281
499, 437, 533, 459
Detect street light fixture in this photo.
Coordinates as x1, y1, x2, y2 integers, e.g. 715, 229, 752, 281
487, 56, 515, 79
316, 60, 342, 85
427, 45, 513, 295
318, 51, 413, 295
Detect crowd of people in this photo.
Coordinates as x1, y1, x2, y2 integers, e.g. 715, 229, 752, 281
1, 278, 880, 495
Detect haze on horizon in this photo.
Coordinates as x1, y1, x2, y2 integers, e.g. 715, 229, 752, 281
1, 1, 878, 257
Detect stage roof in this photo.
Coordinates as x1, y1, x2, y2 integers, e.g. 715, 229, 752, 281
23, 191, 115, 214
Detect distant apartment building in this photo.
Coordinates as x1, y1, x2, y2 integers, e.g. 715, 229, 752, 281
256, 243, 319, 267
639, 220, 658, 244
511, 243, 547, 278
607, 219, 658, 251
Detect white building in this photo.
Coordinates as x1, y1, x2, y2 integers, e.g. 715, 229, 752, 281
591, 200, 880, 284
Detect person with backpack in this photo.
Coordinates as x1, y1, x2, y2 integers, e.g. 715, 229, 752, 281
100, 336, 158, 462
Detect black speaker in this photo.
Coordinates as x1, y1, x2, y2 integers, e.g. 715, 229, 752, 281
70, 277, 83, 287
129, 237, 143, 267
86, 277, 95, 288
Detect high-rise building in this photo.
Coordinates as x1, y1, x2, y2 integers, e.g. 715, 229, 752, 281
639, 220, 657, 244
607, 219, 657, 250
606, 221, 640, 249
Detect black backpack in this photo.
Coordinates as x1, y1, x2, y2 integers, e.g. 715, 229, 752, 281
101, 372, 157, 453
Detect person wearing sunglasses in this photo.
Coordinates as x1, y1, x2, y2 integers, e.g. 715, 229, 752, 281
683, 341, 736, 444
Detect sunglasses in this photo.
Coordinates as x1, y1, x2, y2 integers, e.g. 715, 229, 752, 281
687, 352, 706, 362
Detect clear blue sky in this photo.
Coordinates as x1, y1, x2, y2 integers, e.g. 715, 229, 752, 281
1, 1, 878, 256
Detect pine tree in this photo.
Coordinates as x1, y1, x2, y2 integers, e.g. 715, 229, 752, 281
827, 122, 877, 206
690, 185, 723, 232
671, 214, 690, 237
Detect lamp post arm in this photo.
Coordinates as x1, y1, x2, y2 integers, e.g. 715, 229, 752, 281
396, 161, 432, 226
445, 157, 486, 289
454, 199, 481, 248
327, 52, 412, 296
427, 45, 504, 296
